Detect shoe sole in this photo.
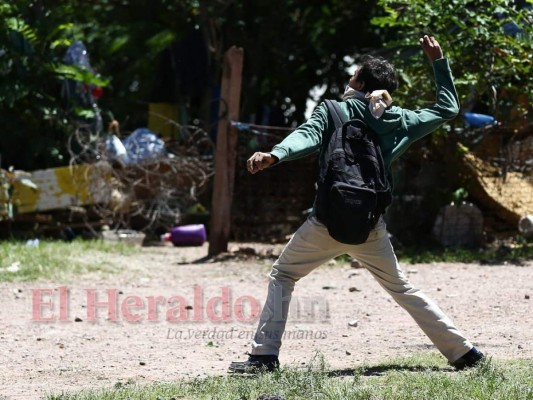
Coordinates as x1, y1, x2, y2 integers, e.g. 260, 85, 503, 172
228, 363, 278, 374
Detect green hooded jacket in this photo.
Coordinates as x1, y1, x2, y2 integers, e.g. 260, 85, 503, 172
269, 58, 460, 169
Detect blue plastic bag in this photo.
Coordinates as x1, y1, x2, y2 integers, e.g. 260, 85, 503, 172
122, 128, 167, 164
464, 112, 496, 128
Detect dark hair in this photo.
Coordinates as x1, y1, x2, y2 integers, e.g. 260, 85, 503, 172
356, 56, 399, 94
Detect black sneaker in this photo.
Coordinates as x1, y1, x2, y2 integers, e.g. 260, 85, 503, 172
228, 355, 280, 374
452, 347, 485, 370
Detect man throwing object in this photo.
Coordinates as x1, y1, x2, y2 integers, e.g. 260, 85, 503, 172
229, 36, 484, 373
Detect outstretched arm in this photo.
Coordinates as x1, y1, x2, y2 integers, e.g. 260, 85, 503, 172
393, 36, 460, 156
245, 102, 329, 174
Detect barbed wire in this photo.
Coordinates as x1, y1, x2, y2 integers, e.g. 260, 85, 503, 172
65, 108, 300, 234
67, 118, 214, 233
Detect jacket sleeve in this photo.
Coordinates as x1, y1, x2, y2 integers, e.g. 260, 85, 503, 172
270, 102, 329, 163
392, 58, 459, 159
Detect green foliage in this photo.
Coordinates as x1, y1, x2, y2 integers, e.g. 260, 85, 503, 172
1, 0, 387, 171
0, 1, 194, 170
0, 2, 110, 170
371, 0, 533, 129
197, 0, 387, 124
396, 241, 533, 265
46, 354, 532, 399
60, 0, 201, 130
3, 0, 530, 175
335, 240, 533, 265
51, 64, 110, 87
451, 187, 469, 204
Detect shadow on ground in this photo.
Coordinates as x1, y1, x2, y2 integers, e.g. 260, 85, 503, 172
328, 364, 453, 377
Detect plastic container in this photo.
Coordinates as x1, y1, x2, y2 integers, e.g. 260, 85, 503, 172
170, 224, 207, 246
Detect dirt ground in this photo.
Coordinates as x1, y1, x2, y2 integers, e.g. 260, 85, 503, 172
1, 243, 532, 399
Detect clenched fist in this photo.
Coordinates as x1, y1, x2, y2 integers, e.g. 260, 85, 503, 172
246, 152, 278, 174
420, 35, 444, 62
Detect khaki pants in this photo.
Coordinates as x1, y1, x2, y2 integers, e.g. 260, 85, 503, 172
251, 216, 472, 362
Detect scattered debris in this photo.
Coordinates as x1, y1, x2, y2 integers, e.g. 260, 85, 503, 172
102, 229, 145, 246
518, 215, 533, 238
25, 239, 40, 247
0, 263, 20, 273
348, 287, 361, 293
348, 320, 359, 327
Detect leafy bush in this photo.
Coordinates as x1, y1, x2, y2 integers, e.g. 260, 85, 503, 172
372, 0, 532, 130
0, 3, 106, 170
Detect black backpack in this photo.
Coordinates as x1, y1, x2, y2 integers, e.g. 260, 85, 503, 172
314, 100, 392, 244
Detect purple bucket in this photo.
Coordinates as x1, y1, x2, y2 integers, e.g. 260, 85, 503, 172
170, 224, 207, 246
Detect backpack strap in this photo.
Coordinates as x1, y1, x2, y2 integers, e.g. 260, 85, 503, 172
324, 100, 348, 128
320, 100, 345, 181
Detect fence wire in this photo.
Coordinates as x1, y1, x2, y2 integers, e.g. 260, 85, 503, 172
67, 121, 214, 233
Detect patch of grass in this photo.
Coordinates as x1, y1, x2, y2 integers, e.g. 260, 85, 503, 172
0, 239, 139, 282
46, 353, 533, 400
396, 242, 533, 265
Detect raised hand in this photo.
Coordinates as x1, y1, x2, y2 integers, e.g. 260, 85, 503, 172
420, 35, 444, 62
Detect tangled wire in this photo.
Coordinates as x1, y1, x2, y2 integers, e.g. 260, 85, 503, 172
67, 119, 214, 233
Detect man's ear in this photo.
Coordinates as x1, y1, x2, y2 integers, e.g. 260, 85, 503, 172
354, 80, 365, 91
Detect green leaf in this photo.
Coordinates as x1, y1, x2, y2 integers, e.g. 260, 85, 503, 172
108, 35, 129, 54
51, 64, 110, 87
50, 38, 72, 49
457, 143, 469, 154
46, 22, 74, 43
145, 30, 177, 55
370, 3, 399, 27
74, 107, 96, 119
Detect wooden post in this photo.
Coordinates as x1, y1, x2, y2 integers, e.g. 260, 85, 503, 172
208, 46, 244, 256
